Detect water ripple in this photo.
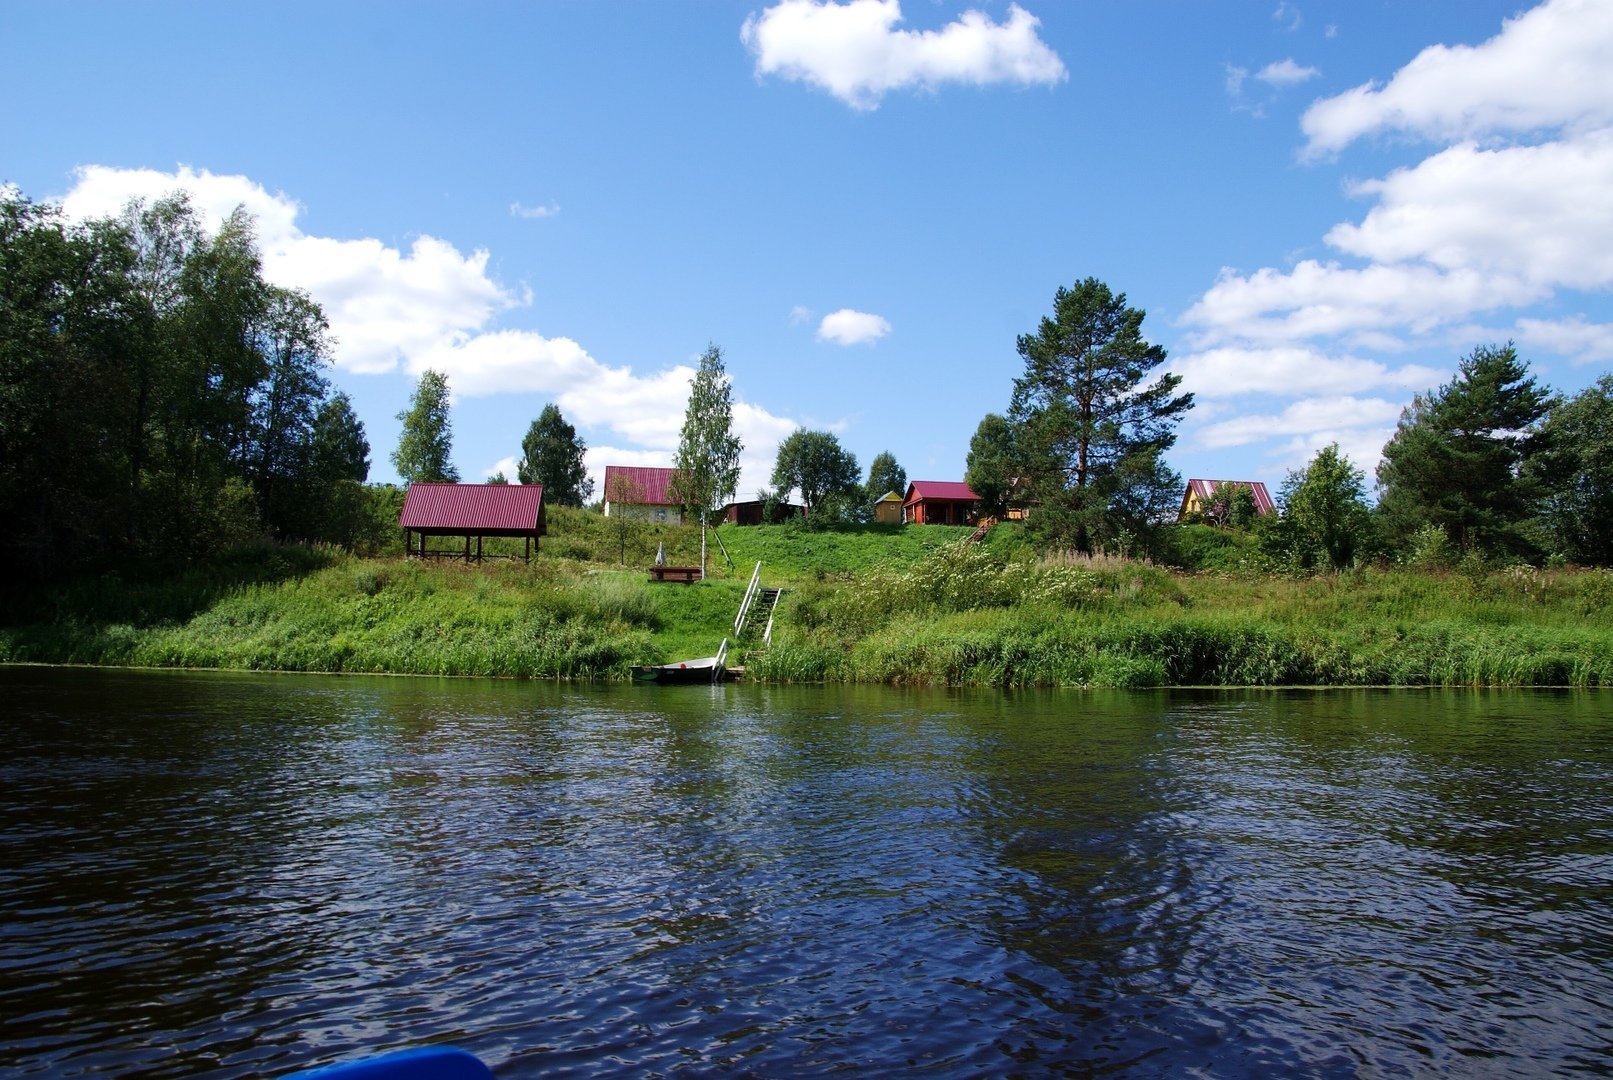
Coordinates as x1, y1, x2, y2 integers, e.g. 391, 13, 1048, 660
2, 674, 1611, 1076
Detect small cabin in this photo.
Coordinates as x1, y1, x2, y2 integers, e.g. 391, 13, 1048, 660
1179, 479, 1276, 524
902, 480, 981, 526
602, 465, 683, 524
723, 499, 805, 526
399, 482, 546, 561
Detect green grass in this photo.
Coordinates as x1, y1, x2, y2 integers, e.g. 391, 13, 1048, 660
3, 521, 1611, 686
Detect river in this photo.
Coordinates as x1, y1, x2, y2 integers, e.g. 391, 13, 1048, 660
2, 667, 1610, 1077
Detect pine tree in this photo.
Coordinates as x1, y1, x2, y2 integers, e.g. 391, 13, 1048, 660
1008, 278, 1192, 552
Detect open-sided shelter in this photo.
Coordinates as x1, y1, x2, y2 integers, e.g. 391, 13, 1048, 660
902, 481, 981, 525
399, 482, 546, 561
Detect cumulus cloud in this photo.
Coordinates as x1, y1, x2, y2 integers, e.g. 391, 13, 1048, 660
1183, 261, 1540, 347
1256, 58, 1318, 87
56, 165, 805, 485
741, 0, 1066, 110
1300, 0, 1613, 157
61, 165, 517, 375
1325, 132, 1613, 290
816, 308, 892, 345
1182, 0, 1613, 478
1514, 316, 1613, 364
1172, 346, 1445, 400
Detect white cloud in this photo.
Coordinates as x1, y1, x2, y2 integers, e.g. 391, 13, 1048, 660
1326, 131, 1613, 290
55, 166, 806, 481
816, 308, 892, 345
1256, 58, 1318, 87
741, 0, 1066, 111
1183, 260, 1540, 346
789, 304, 814, 324
1273, 2, 1301, 32
1172, 346, 1445, 399
484, 455, 520, 482
60, 165, 518, 375
1197, 395, 1403, 449
1300, 0, 1613, 157
1515, 316, 1613, 364
510, 200, 560, 219
1224, 65, 1249, 97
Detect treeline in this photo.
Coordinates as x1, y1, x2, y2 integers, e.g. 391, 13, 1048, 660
1, 191, 393, 581
961, 278, 1613, 569
1176, 347, 1613, 572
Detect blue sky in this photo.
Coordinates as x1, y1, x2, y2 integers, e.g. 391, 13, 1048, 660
6, 0, 1611, 501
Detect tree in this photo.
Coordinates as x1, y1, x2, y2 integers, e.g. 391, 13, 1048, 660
391, 369, 459, 483
964, 414, 1016, 519
604, 469, 644, 565
1008, 278, 1193, 552
249, 286, 331, 532
669, 344, 743, 524
771, 429, 860, 518
518, 403, 592, 506
865, 451, 907, 507
1376, 343, 1554, 558
1529, 374, 1613, 566
309, 391, 370, 484
1269, 444, 1375, 571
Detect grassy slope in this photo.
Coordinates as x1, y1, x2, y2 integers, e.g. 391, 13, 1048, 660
2, 518, 1609, 685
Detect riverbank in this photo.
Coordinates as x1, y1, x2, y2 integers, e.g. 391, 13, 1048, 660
2, 524, 1610, 686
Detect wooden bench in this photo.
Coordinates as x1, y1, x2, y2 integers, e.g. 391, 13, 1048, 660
648, 565, 702, 584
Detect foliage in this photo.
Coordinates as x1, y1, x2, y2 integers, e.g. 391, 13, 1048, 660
1265, 444, 1376, 571
964, 413, 1016, 519
518, 403, 592, 506
1529, 374, 1613, 566
771, 428, 861, 518
0, 187, 373, 576
669, 344, 743, 523
391, 369, 459, 483
864, 450, 907, 508
1007, 278, 1193, 552
1376, 343, 1554, 559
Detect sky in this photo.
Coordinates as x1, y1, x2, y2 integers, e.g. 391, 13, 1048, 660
6, 0, 1612, 502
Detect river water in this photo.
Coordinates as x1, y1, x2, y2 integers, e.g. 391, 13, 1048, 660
2, 667, 1610, 1077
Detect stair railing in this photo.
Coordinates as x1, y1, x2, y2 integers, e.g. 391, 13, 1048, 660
762, 589, 783, 646
733, 561, 763, 637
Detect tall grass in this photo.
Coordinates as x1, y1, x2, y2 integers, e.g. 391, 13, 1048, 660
4, 527, 1610, 687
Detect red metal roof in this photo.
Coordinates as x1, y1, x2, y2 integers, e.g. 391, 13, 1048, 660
603, 465, 678, 505
399, 483, 545, 531
1184, 479, 1276, 515
903, 480, 980, 506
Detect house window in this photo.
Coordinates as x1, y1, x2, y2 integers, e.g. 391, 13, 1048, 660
655, 509, 667, 522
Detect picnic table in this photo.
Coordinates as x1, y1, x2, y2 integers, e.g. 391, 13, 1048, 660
648, 565, 702, 584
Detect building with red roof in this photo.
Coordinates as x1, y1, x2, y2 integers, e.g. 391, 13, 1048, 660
1178, 479, 1276, 524
398, 482, 546, 561
602, 465, 683, 524
902, 480, 981, 526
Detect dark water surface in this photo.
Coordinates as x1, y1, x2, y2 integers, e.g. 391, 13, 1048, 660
2, 668, 1611, 1077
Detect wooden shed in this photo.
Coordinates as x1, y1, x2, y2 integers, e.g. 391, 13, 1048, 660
399, 482, 546, 561
902, 481, 981, 526
871, 490, 904, 524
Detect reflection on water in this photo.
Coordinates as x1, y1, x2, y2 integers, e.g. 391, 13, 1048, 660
2, 671, 1611, 1077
